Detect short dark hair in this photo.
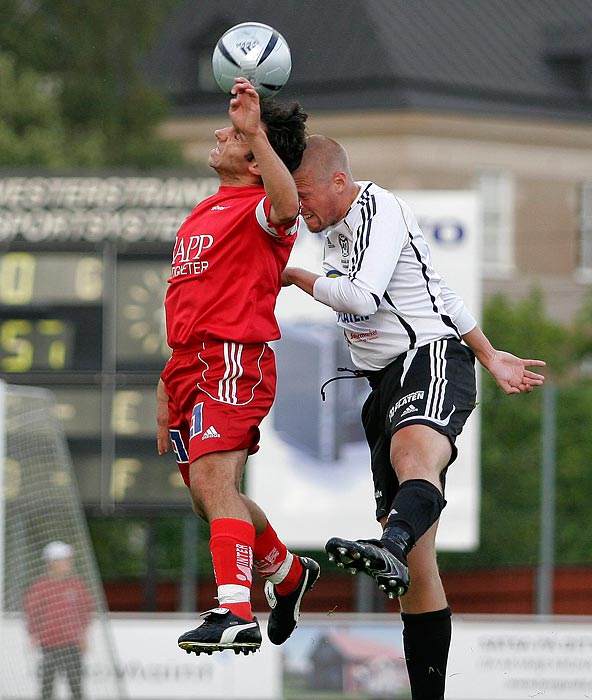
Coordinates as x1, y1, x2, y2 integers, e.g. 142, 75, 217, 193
260, 100, 308, 173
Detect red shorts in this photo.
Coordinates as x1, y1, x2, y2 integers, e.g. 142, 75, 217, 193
161, 339, 276, 487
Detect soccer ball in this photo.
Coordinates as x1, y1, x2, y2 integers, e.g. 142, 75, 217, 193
212, 22, 292, 98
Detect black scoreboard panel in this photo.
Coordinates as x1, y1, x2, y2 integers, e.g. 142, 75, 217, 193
0, 251, 171, 374
68, 439, 187, 505
115, 259, 170, 369
0, 252, 179, 507
0, 252, 103, 372
0, 173, 220, 509
0, 252, 104, 305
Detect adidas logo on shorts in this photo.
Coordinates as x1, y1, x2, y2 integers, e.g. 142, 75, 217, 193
401, 404, 418, 417
201, 425, 221, 440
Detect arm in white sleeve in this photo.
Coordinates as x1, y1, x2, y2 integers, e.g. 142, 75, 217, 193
438, 277, 477, 335
282, 265, 375, 314
312, 191, 408, 315
312, 275, 379, 315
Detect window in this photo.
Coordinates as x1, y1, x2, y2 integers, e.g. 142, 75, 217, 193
477, 170, 515, 277
579, 180, 592, 274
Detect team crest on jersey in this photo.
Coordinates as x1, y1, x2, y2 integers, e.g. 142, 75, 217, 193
338, 233, 349, 257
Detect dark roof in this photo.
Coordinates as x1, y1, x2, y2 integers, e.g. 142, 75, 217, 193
142, 0, 592, 122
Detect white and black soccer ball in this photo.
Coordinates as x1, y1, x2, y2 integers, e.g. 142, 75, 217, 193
212, 22, 292, 98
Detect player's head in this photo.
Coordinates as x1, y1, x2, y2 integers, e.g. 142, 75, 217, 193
292, 134, 359, 233
260, 100, 308, 173
42, 540, 74, 577
209, 100, 307, 180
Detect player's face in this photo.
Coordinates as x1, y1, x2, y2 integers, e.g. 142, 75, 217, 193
294, 171, 344, 233
209, 126, 253, 177
49, 557, 73, 578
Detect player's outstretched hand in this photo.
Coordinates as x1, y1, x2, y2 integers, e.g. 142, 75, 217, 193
229, 77, 261, 136
483, 351, 546, 394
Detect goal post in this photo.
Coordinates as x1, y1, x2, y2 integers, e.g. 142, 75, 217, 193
0, 380, 126, 699
0, 380, 5, 637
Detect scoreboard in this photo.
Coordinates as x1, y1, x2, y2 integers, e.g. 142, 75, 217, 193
0, 174, 218, 509
0, 251, 172, 372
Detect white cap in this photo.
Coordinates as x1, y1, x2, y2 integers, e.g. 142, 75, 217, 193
42, 541, 74, 562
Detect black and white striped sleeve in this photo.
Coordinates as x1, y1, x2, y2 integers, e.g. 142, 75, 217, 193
438, 278, 478, 335
312, 191, 406, 315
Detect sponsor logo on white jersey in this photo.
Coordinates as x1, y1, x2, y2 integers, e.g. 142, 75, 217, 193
201, 425, 221, 440
339, 312, 371, 323
348, 328, 378, 342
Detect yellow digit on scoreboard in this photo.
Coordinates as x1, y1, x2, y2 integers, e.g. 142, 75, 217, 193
0, 252, 36, 305
0, 319, 34, 371
38, 319, 67, 370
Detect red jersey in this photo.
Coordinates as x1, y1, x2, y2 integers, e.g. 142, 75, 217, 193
165, 185, 298, 348
23, 575, 94, 648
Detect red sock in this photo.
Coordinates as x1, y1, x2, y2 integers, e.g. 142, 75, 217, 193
253, 521, 303, 595
209, 518, 255, 620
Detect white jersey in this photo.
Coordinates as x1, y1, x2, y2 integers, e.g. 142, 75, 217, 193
312, 182, 477, 371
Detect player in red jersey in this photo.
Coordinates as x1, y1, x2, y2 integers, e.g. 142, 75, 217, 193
157, 78, 319, 655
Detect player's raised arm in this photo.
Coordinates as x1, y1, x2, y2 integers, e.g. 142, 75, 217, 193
229, 78, 299, 224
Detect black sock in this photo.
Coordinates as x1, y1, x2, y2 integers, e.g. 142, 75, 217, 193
402, 607, 452, 700
381, 479, 445, 558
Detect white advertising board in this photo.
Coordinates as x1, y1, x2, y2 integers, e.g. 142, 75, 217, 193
108, 616, 281, 700
287, 614, 592, 700
447, 616, 592, 699
5, 613, 592, 700
0, 614, 281, 700
250, 191, 481, 551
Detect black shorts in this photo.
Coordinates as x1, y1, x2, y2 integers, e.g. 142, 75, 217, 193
361, 337, 477, 521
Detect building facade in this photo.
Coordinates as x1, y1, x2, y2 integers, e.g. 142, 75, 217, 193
144, 0, 592, 324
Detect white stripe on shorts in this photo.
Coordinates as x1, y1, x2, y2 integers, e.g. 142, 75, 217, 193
426, 339, 448, 420
219, 342, 245, 404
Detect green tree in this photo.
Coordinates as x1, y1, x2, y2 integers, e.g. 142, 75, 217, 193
0, 0, 184, 168
440, 290, 580, 570
0, 53, 62, 166
555, 382, 592, 563
573, 288, 592, 361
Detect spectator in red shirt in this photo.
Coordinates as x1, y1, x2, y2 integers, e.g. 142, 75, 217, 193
23, 541, 94, 700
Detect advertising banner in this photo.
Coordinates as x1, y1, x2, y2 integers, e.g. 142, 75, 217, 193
5, 613, 592, 700
447, 616, 592, 699
0, 614, 281, 700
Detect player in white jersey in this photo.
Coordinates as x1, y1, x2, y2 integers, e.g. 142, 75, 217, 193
283, 135, 546, 700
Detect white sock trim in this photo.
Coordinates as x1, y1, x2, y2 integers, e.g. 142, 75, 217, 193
266, 551, 294, 585
216, 584, 250, 605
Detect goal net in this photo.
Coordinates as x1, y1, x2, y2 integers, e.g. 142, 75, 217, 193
0, 381, 126, 700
